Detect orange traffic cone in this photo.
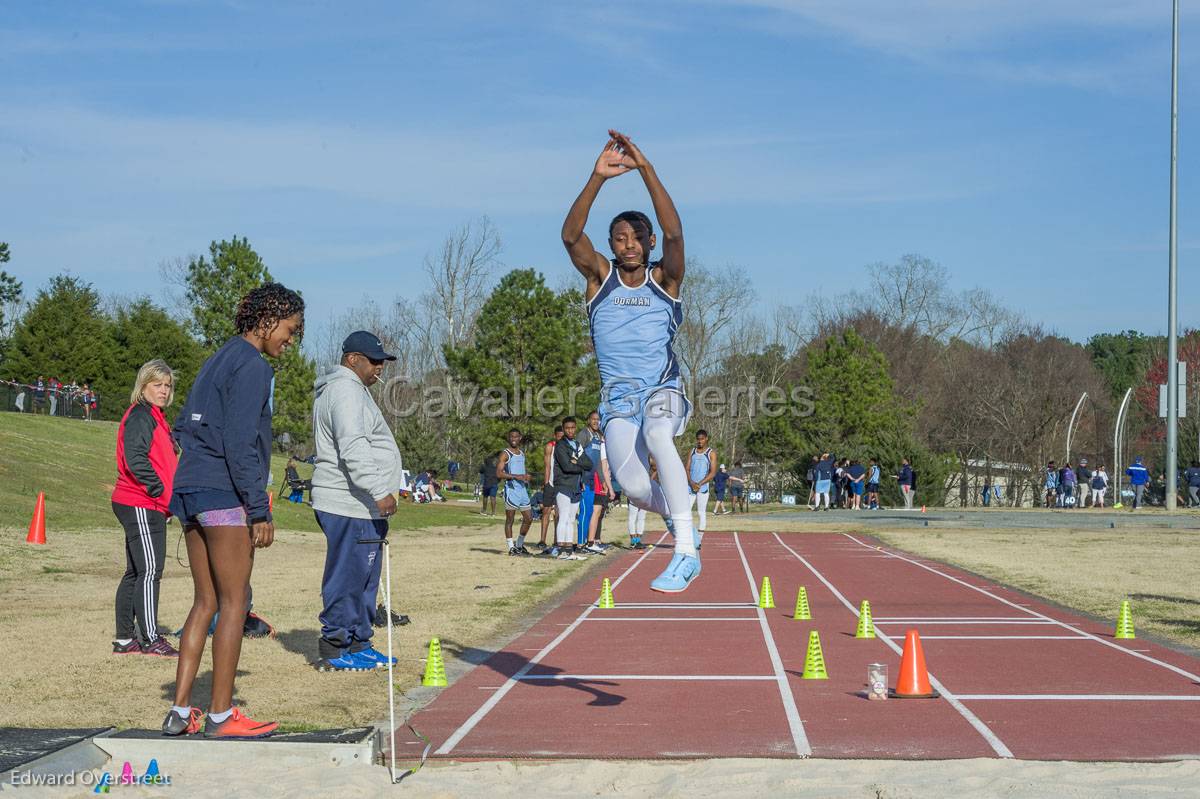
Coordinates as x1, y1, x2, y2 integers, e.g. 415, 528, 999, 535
26, 492, 47, 545
894, 629, 938, 698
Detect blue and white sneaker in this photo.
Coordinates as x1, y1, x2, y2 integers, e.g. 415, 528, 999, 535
650, 552, 702, 593
317, 649, 377, 672
354, 646, 396, 667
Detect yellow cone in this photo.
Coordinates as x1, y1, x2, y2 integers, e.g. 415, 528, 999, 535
855, 600, 876, 639
598, 578, 615, 609
1115, 600, 1136, 640
792, 586, 812, 620
758, 576, 775, 609
802, 630, 828, 679
422, 637, 448, 687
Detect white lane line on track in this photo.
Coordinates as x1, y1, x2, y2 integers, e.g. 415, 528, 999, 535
873, 616, 1044, 621
583, 617, 759, 622
874, 620, 1054, 625
956, 694, 1200, 701
516, 674, 777, 681
434, 532, 668, 756
734, 532, 812, 757
918, 635, 1089, 640
770, 532, 1013, 759
841, 533, 1200, 684
607, 602, 759, 608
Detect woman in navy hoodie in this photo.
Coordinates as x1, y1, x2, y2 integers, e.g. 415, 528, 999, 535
163, 283, 304, 739
112, 359, 179, 658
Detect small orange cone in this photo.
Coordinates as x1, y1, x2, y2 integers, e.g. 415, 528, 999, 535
26, 492, 47, 545
894, 629, 938, 698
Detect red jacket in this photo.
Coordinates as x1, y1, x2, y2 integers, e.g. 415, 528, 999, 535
112, 402, 177, 514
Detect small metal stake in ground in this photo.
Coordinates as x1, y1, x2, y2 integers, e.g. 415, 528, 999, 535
358, 536, 398, 783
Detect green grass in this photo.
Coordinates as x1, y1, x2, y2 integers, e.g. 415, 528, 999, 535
0, 412, 492, 535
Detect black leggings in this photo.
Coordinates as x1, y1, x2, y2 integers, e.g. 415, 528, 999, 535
112, 502, 167, 643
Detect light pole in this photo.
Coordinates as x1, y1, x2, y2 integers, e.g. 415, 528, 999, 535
1166, 0, 1181, 511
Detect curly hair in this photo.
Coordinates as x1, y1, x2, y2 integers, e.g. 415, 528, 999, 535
235, 282, 306, 339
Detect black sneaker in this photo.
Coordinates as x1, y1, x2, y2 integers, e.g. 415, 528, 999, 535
142, 638, 180, 658
373, 604, 410, 627
516, 546, 532, 556
112, 640, 142, 655
507, 547, 523, 556
162, 706, 203, 736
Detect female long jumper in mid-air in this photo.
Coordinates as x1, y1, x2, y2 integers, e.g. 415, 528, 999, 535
561, 130, 699, 593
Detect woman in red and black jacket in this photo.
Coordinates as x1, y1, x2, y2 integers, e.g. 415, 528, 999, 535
112, 359, 179, 658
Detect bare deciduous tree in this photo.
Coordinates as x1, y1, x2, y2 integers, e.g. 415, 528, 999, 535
418, 216, 501, 368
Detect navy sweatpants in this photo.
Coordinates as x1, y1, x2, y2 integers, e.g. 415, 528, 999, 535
315, 510, 388, 649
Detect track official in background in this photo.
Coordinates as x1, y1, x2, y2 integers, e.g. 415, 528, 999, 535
311, 331, 403, 671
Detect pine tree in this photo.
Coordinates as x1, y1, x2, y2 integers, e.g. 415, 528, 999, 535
3, 274, 116, 415
105, 298, 207, 416
183, 236, 316, 444
443, 268, 597, 471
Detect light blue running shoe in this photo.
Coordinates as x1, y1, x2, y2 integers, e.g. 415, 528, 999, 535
663, 516, 675, 535
650, 552, 702, 593
354, 645, 397, 667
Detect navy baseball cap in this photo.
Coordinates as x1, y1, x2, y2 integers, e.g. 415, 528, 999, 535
342, 331, 396, 361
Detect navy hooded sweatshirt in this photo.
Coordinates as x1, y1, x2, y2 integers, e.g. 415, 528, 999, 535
172, 336, 274, 522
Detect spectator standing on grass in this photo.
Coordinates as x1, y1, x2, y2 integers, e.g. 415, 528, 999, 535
48, 377, 60, 416
547, 416, 592, 560
898, 458, 915, 510
805, 456, 818, 509
310, 331, 404, 673
1091, 465, 1109, 508
584, 434, 616, 553
81, 383, 93, 421
867, 458, 881, 510
479, 451, 499, 516
1125, 457, 1149, 510
847, 458, 866, 510
32, 375, 46, 414
712, 463, 729, 515
497, 429, 534, 556
165, 282, 304, 739
1077, 459, 1092, 508
538, 426, 564, 551
1062, 463, 1078, 508
813, 452, 833, 511
728, 461, 747, 513
111, 359, 180, 659
1185, 461, 1200, 507
1044, 461, 1058, 508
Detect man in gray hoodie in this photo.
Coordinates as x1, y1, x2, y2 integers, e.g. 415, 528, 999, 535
311, 331, 404, 671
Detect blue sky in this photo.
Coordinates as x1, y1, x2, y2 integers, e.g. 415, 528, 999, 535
2, 0, 1199, 344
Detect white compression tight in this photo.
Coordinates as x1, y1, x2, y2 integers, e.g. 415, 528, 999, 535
688, 489, 710, 531
554, 493, 579, 546
604, 391, 696, 556
627, 505, 646, 537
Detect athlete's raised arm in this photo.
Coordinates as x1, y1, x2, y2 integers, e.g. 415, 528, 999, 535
563, 140, 628, 296
609, 130, 684, 296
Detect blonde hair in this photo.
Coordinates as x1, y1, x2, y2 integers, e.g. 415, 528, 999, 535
131, 359, 175, 406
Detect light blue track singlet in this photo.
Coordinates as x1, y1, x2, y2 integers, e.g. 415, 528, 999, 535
587, 262, 690, 429
689, 448, 710, 494
504, 449, 530, 507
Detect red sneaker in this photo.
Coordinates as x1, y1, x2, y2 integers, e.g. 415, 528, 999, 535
203, 707, 278, 739
141, 638, 180, 658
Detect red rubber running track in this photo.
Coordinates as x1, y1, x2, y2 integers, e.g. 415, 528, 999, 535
398, 532, 1200, 761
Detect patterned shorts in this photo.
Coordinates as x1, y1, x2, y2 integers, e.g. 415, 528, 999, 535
195, 506, 248, 528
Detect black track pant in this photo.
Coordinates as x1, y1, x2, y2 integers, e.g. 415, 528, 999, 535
112, 502, 166, 643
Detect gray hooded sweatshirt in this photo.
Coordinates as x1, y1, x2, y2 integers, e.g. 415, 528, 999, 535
311, 365, 403, 519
